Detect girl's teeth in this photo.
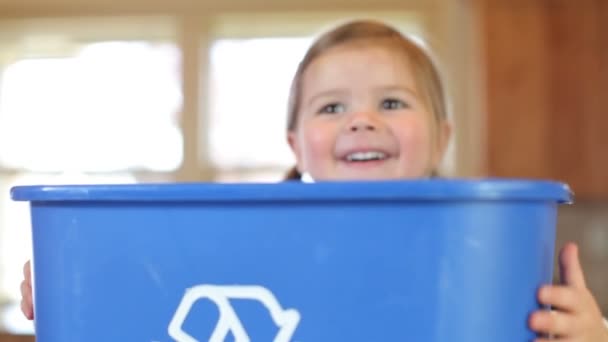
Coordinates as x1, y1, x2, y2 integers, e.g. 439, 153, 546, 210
346, 151, 387, 162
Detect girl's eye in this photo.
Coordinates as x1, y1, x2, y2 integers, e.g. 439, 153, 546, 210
381, 98, 408, 110
318, 103, 346, 115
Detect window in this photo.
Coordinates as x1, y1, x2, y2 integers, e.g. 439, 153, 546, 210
0, 17, 181, 333
208, 37, 311, 182
0, 41, 183, 172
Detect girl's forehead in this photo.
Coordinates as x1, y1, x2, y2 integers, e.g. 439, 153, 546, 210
302, 42, 418, 93
312, 41, 414, 69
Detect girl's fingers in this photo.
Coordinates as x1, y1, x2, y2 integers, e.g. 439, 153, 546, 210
538, 285, 580, 313
529, 309, 578, 338
559, 242, 587, 289
23, 260, 31, 283
20, 279, 33, 320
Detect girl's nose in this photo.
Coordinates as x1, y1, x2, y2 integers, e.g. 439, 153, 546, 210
347, 111, 379, 132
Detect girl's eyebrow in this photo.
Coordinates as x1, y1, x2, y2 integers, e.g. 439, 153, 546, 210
377, 85, 420, 98
306, 89, 348, 107
305, 85, 419, 108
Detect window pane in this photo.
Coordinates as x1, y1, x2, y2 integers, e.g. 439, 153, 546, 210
208, 38, 312, 170
0, 41, 183, 172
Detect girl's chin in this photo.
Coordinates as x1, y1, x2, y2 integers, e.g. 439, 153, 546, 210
307, 160, 428, 181
334, 160, 401, 180
324, 166, 403, 181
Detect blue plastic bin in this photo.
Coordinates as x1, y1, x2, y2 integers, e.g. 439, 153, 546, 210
11, 179, 571, 342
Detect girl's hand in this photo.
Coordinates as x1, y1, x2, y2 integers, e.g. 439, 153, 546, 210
20, 260, 34, 320
529, 242, 608, 341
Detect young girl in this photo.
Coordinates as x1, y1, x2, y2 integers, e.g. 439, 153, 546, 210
21, 19, 608, 340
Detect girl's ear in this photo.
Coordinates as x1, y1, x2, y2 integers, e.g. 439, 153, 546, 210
434, 120, 452, 168
287, 131, 303, 172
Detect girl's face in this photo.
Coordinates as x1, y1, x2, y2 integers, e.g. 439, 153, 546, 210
288, 44, 450, 180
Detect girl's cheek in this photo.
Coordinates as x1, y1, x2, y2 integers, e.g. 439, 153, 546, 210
396, 120, 436, 172
301, 124, 335, 165
395, 118, 432, 148
306, 121, 335, 147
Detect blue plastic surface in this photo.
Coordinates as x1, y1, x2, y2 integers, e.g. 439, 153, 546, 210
11, 179, 571, 342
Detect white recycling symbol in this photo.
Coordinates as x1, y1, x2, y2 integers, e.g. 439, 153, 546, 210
168, 285, 301, 342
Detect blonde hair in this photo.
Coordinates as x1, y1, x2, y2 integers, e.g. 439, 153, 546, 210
285, 19, 449, 180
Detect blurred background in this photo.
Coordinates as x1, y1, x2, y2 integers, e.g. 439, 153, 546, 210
0, 0, 605, 339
